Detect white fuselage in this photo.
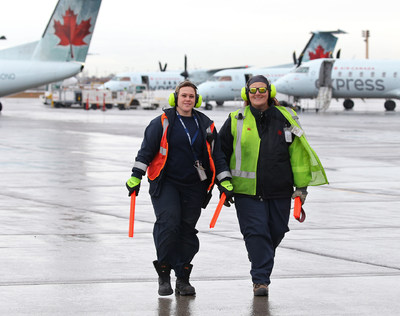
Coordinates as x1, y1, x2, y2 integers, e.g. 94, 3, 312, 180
0, 60, 83, 97
274, 59, 400, 99
103, 71, 184, 91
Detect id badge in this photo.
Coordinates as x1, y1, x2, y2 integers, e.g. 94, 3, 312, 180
284, 127, 292, 143
194, 161, 207, 181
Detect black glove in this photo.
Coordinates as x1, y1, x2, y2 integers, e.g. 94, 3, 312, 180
126, 176, 141, 197
218, 180, 234, 207
292, 187, 308, 204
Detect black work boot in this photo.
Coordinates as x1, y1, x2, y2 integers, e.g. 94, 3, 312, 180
153, 260, 173, 296
175, 263, 196, 296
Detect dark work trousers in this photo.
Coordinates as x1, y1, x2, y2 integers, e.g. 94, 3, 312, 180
235, 196, 291, 285
151, 179, 207, 278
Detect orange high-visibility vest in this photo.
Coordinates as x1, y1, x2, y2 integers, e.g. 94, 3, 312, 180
147, 113, 216, 192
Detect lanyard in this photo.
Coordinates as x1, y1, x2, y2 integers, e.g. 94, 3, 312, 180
176, 112, 200, 160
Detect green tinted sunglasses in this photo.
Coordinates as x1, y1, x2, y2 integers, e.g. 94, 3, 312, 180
249, 87, 268, 94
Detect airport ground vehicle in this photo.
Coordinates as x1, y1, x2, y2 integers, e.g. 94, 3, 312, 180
41, 84, 165, 110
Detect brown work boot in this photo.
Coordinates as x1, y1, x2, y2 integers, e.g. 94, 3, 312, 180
253, 283, 269, 296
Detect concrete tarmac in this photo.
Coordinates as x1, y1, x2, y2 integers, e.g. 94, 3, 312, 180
0, 98, 399, 315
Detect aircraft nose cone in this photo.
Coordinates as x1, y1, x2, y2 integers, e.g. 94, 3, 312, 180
274, 78, 290, 94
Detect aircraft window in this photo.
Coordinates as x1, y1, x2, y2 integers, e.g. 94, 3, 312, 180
371, 72, 375, 77
349, 72, 352, 77
218, 76, 232, 81
338, 72, 342, 77
295, 67, 309, 73
394, 72, 397, 78
136, 86, 146, 93
382, 72, 386, 77
360, 72, 363, 77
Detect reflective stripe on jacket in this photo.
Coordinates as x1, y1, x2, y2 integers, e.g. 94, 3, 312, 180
146, 113, 221, 192
230, 106, 328, 195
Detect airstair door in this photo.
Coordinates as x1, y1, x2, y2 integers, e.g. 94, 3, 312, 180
315, 60, 335, 111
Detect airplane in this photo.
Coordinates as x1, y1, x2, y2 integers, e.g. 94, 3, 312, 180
102, 55, 249, 91
197, 30, 345, 109
0, 0, 102, 112
273, 58, 400, 111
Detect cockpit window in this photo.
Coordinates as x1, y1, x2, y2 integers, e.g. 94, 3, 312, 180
210, 76, 232, 82
294, 67, 309, 73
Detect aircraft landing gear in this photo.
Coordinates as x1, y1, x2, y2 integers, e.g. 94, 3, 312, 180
204, 103, 212, 110
216, 101, 224, 106
343, 99, 354, 110
384, 100, 396, 111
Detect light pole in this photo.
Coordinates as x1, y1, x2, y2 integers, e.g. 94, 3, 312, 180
362, 30, 370, 59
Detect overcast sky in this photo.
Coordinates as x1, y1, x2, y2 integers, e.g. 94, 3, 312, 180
1, 0, 400, 76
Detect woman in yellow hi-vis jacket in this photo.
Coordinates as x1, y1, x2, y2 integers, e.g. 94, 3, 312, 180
219, 75, 328, 297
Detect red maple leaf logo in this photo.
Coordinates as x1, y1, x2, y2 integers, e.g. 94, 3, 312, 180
54, 8, 92, 58
308, 45, 331, 60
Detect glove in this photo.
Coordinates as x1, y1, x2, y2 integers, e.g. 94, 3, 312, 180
218, 180, 234, 207
126, 176, 141, 197
292, 187, 308, 204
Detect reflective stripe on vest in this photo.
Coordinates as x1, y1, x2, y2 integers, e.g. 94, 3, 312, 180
230, 107, 260, 195
147, 113, 220, 192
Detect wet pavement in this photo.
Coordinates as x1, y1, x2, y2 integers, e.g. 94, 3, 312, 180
0, 98, 399, 315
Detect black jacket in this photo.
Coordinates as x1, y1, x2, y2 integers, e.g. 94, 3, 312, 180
132, 107, 230, 197
219, 105, 294, 199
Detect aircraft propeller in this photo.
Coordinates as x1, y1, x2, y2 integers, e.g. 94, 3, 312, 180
159, 61, 167, 72
180, 54, 189, 79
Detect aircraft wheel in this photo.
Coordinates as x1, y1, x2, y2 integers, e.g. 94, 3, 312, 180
216, 101, 224, 106
205, 103, 212, 110
91, 104, 97, 110
106, 104, 113, 109
343, 99, 354, 110
384, 100, 396, 111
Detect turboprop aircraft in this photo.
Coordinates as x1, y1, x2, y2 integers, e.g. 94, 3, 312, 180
0, 0, 102, 112
273, 58, 400, 111
197, 30, 345, 108
102, 55, 249, 91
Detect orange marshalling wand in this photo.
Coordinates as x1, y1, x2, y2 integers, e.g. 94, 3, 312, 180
129, 194, 136, 237
210, 193, 226, 228
294, 196, 306, 223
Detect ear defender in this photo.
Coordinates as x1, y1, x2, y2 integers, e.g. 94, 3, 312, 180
270, 84, 277, 98
241, 87, 248, 101
168, 92, 178, 107
168, 93, 203, 108
240, 84, 277, 101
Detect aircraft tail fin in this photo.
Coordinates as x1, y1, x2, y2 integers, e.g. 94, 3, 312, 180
0, 0, 102, 62
296, 29, 346, 66
33, 0, 102, 62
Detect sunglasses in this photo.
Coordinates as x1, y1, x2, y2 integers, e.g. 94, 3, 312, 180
249, 87, 268, 94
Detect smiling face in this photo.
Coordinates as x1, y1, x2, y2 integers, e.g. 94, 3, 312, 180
248, 82, 269, 111
176, 86, 196, 116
